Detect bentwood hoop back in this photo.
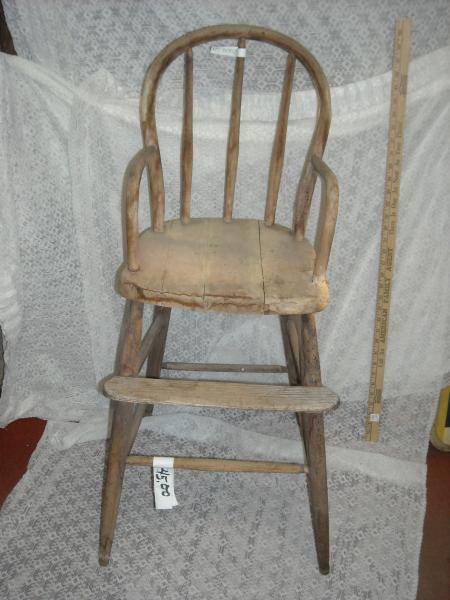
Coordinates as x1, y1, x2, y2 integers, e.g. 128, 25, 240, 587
100, 25, 339, 574
139, 25, 331, 232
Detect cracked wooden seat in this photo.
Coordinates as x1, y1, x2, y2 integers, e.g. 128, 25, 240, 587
119, 218, 329, 314
105, 376, 339, 412
100, 25, 339, 576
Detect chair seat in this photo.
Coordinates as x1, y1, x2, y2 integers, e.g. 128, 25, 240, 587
118, 218, 329, 315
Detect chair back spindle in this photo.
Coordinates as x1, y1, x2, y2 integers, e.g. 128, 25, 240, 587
264, 53, 296, 226
223, 37, 246, 222
181, 48, 194, 224
140, 26, 331, 234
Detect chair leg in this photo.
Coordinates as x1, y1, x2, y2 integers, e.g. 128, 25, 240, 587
99, 300, 143, 566
302, 412, 329, 574
144, 306, 171, 416
280, 313, 330, 575
279, 315, 302, 386
127, 306, 171, 445
300, 314, 330, 574
99, 303, 171, 566
99, 401, 137, 566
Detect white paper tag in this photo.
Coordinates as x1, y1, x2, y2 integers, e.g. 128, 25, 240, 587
210, 45, 246, 58
153, 457, 178, 510
369, 413, 380, 423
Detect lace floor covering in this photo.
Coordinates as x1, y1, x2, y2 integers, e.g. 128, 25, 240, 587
0, 426, 425, 600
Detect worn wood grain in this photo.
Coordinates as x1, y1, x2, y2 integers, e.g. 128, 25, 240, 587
203, 218, 262, 310
281, 313, 331, 573
258, 222, 328, 314
119, 218, 329, 315
265, 53, 295, 226
293, 97, 331, 239
143, 305, 171, 417
181, 48, 193, 224
162, 361, 287, 373
223, 37, 246, 221
100, 300, 143, 566
145, 307, 171, 380
104, 375, 338, 413
127, 455, 307, 473
125, 25, 336, 301
139, 25, 331, 239
138, 309, 169, 371
100, 303, 171, 566
105, 26, 338, 575
280, 315, 302, 385
299, 313, 322, 387
116, 301, 144, 377
123, 146, 160, 271
311, 155, 339, 281
298, 313, 330, 574
302, 411, 329, 574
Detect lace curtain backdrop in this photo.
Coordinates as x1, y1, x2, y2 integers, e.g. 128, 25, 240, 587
0, 1, 449, 599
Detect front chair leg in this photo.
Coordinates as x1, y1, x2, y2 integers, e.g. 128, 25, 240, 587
99, 303, 171, 566
302, 412, 330, 574
300, 314, 330, 575
99, 300, 143, 566
282, 313, 330, 574
99, 401, 136, 566
144, 305, 171, 416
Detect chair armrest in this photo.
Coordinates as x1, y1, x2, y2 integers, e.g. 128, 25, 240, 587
311, 155, 339, 282
124, 146, 158, 272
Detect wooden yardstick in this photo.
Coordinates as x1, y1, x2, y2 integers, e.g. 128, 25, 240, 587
365, 17, 411, 442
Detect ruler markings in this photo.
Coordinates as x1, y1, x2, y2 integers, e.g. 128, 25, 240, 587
365, 18, 411, 442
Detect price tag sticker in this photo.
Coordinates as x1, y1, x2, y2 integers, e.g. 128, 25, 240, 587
153, 457, 178, 510
210, 45, 246, 58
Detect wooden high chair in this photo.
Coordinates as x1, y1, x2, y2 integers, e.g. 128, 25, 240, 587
101, 25, 339, 574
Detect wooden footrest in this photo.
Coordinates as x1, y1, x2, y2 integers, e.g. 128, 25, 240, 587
104, 376, 339, 413
127, 455, 307, 473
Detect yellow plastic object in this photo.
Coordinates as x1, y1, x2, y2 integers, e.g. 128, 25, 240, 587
430, 386, 450, 451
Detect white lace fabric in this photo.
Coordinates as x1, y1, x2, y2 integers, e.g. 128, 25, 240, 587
0, 2, 450, 598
